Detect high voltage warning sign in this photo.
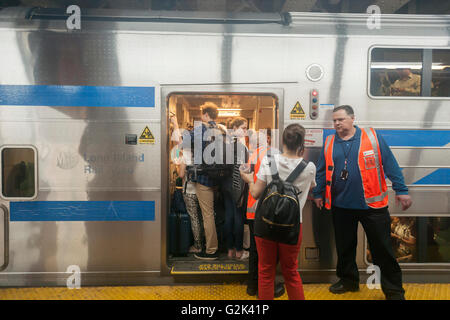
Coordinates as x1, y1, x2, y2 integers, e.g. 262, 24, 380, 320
139, 126, 155, 144
290, 101, 306, 120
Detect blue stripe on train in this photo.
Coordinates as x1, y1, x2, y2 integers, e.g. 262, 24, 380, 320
10, 201, 155, 221
322, 128, 450, 185
412, 169, 450, 185
0, 85, 155, 108
323, 129, 450, 147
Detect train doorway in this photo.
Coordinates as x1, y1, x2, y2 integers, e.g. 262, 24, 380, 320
164, 91, 280, 275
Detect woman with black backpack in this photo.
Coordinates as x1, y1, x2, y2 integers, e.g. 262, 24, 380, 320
241, 124, 316, 300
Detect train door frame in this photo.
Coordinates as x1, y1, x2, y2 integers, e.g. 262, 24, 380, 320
160, 85, 284, 276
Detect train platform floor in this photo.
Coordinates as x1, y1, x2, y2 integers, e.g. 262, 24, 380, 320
0, 283, 449, 300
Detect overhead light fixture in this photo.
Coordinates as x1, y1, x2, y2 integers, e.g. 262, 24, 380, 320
371, 62, 449, 70
218, 111, 240, 117
371, 62, 422, 70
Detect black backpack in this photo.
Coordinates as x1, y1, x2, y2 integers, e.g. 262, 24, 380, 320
254, 156, 308, 245
188, 123, 233, 181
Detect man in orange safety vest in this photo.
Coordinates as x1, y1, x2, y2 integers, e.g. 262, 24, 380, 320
313, 105, 412, 300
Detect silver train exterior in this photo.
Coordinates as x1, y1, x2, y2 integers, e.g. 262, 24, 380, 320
0, 8, 449, 286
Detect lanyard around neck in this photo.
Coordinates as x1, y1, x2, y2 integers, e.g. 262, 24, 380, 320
339, 138, 354, 169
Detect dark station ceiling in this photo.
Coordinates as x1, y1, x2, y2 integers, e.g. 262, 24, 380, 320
1, 0, 449, 14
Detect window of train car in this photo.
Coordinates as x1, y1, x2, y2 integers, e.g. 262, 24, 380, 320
432, 50, 450, 97
370, 48, 423, 97
366, 217, 450, 264
1, 147, 36, 199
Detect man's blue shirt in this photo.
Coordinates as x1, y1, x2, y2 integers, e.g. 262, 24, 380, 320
312, 126, 408, 210
181, 120, 217, 187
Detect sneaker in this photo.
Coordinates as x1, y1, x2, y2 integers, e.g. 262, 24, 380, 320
189, 246, 202, 253
246, 282, 285, 298
236, 250, 249, 260
385, 293, 406, 300
194, 251, 219, 261
329, 280, 359, 294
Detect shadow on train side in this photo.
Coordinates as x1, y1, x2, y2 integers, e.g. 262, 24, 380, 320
22, 29, 148, 273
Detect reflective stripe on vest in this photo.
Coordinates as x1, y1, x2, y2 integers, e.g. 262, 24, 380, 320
324, 128, 388, 209
246, 146, 269, 220
357, 128, 388, 208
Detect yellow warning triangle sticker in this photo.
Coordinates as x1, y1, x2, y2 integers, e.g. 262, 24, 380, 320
290, 101, 306, 119
139, 126, 155, 144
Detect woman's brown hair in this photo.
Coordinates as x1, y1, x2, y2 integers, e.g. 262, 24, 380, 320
282, 123, 306, 155
229, 117, 247, 129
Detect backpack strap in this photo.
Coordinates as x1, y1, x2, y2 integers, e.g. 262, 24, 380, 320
285, 159, 309, 184
267, 153, 280, 181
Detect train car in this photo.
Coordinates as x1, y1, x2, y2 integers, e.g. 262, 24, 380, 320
0, 7, 448, 287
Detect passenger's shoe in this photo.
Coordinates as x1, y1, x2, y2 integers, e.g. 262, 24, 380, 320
236, 250, 250, 260
274, 282, 285, 298
385, 293, 406, 300
246, 284, 258, 296
329, 281, 360, 294
194, 251, 219, 261
228, 249, 236, 259
189, 246, 202, 253
247, 282, 285, 298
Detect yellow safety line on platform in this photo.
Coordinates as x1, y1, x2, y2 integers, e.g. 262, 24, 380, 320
0, 283, 449, 300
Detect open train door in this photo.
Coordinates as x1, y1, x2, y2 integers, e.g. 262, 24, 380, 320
160, 84, 283, 277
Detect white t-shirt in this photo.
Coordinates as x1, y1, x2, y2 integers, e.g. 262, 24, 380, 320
256, 154, 316, 224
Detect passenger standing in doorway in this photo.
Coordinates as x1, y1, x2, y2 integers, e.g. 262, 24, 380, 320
241, 124, 317, 300
313, 105, 412, 300
182, 102, 220, 260
223, 117, 248, 260
170, 115, 204, 254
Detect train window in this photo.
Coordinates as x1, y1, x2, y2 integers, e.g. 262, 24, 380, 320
1, 147, 37, 199
432, 49, 450, 97
370, 48, 423, 97
367, 217, 450, 264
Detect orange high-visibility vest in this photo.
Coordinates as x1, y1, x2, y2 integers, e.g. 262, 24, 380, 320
246, 146, 269, 220
324, 127, 388, 210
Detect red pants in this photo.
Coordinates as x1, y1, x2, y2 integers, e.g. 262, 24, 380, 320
255, 226, 304, 300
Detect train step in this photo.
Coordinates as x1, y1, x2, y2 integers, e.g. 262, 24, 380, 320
170, 259, 249, 275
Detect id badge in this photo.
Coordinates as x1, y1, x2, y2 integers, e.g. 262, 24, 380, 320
364, 155, 377, 170
340, 169, 349, 181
